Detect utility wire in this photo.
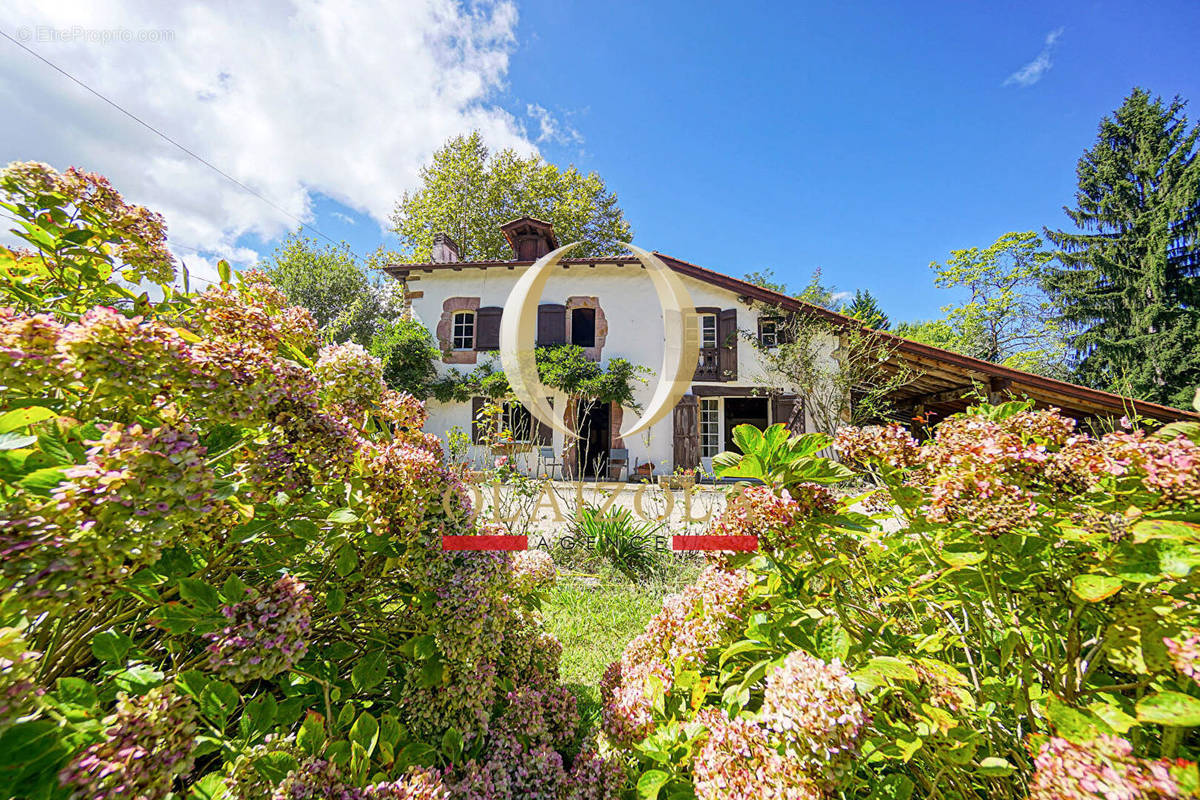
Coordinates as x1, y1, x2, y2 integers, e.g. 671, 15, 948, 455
0, 30, 360, 260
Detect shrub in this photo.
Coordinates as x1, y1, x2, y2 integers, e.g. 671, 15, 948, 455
601, 414, 1200, 798
566, 505, 665, 579
0, 162, 619, 800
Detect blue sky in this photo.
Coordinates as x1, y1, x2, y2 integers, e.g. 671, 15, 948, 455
314, 0, 1200, 322
3, 1, 1197, 323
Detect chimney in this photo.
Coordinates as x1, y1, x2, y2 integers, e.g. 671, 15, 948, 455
431, 232, 461, 263
500, 216, 559, 260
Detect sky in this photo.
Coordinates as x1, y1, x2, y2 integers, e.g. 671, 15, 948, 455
1, 0, 1198, 322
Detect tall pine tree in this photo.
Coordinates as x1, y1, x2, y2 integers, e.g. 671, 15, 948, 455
1045, 88, 1200, 408
844, 289, 891, 329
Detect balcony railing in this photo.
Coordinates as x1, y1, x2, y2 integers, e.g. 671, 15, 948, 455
695, 347, 720, 381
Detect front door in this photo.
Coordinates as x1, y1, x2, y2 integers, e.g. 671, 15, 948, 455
576, 401, 611, 479
723, 397, 770, 454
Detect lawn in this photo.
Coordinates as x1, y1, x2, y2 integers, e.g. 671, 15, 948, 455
541, 560, 701, 729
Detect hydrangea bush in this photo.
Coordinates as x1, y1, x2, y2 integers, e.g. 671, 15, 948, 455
601, 411, 1200, 798
0, 163, 618, 800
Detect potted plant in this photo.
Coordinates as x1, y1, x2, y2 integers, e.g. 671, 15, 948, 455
658, 466, 696, 490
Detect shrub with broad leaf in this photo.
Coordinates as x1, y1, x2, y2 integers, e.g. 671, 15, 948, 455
0, 162, 618, 800
602, 414, 1200, 798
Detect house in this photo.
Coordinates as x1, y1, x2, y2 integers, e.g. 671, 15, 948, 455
385, 217, 1198, 479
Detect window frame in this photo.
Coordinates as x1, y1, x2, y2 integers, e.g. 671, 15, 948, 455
452, 310, 476, 350
759, 317, 779, 348
699, 313, 718, 349
570, 306, 597, 348
699, 397, 721, 459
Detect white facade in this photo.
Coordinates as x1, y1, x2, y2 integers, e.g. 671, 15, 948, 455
402, 261, 834, 477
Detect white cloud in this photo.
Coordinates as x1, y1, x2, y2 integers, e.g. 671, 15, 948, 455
0, 0, 537, 282
526, 103, 583, 146
1004, 27, 1064, 88
331, 211, 357, 225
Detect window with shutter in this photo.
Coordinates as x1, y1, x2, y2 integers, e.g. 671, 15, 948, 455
718, 308, 738, 381
758, 317, 779, 348
452, 311, 475, 350
475, 307, 502, 350
536, 304, 567, 346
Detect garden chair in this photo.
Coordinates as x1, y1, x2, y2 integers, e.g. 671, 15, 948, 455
539, 446, 564, 479
608, 448, 629, 481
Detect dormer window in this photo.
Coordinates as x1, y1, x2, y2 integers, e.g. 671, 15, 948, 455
452, 311, 475, 350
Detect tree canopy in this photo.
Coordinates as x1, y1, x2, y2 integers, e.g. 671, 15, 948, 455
264, 232, 392, 346
927, 231, 1066, 376
391, 132, 633, 261
265, 233, 441, 398
1044, 88, 1200, 408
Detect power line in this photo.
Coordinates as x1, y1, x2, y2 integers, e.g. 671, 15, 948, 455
1, 30, 360, 260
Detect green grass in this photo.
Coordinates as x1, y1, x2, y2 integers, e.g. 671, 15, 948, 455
542, 561, 701, 724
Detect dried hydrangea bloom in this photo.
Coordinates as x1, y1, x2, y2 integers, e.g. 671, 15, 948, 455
835, 423, 921, 469
205, 575, 313, 682
363, 768, 451, 799
272, 758, 352, 800
560, 746, 626, 800
59, 686, 197, 800
51, 421, 215, 573
55, 307, 191, 408
1165, 631, 1200, 686
224, 736, 302, 800
378, 389, 428, 430
602, 565, 753, 744
0, 626, 40, 730
761, 651, 868, 784
691, 708, 820, 800
356, 440, 474, 547
496, 684, 578, 751
192, 276, 317, 353
511, 549, 557, 596
0, 308, 67, 394
1001, 408, 1077, 445
1028, 735, 1183, 800
1, 162, 175, 285
313, 342, 386, 417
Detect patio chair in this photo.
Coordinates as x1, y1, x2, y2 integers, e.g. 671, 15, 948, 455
539, 446, 564, 479
608, 448, 629, 481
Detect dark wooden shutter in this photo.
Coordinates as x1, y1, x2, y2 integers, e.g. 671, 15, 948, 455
471, 396, 485, 443
475, 307, 502, 350
672, 395, 700, 470
718, 308, 738, 381
536, 303, 567, 346
771, 393, 805, 434
534, 397, 554, 445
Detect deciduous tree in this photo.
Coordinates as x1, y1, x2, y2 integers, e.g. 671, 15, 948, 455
909, 231, 1066, 377
391, 132, 632, 261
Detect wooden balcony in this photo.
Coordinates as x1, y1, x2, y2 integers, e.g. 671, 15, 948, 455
695, 347, 721, 381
